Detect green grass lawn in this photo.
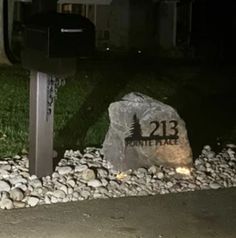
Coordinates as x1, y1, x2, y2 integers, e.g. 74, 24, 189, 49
0, 65, 29, 157
0, 58, 235, 158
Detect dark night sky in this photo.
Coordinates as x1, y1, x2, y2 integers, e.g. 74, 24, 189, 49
191, 0, 236, 60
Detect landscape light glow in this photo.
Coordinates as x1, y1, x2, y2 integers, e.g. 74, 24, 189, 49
116, 172, 128, 180
175, 167, 191, 176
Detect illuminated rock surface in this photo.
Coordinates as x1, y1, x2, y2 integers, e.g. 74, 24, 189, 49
103, 92, 192, 171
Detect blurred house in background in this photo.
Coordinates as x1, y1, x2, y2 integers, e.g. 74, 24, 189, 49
8, 0, 236, 61
12, 0, 193, 54
57, 0, 192, 52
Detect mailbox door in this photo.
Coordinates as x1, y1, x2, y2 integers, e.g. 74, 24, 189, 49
48, 26, 94, 58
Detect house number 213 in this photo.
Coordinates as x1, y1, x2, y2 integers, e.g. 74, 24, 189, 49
149, 120, 179, 137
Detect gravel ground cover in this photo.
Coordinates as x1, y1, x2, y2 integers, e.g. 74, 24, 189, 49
0, 145, 235, 210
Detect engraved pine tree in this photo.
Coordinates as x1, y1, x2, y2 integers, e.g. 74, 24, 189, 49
129, 114, 142, 139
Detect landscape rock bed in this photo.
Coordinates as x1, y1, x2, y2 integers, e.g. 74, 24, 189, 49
0, 145, 235, 209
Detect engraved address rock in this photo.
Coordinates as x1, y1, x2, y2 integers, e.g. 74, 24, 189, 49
103, 93, 192, 171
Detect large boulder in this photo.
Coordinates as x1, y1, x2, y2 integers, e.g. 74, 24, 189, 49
103, 92, 192, 171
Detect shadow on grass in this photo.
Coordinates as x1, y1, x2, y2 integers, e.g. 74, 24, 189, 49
54, 60, 131, 159
168, 66, 236, 157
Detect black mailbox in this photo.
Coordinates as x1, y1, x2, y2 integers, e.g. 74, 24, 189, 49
22, 12, 95, 75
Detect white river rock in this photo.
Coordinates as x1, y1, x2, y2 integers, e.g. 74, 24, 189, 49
13, 201, 26, 208
52, 190, 66, 199
81, 169, 96, 181
10, 188, 24, 201
57, 166, 73, 175
27, 196, 40, 207
0, 198, 14, 209
0, 145, 235, 210
0, 180, 11, 192
87, 179, 102, 188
